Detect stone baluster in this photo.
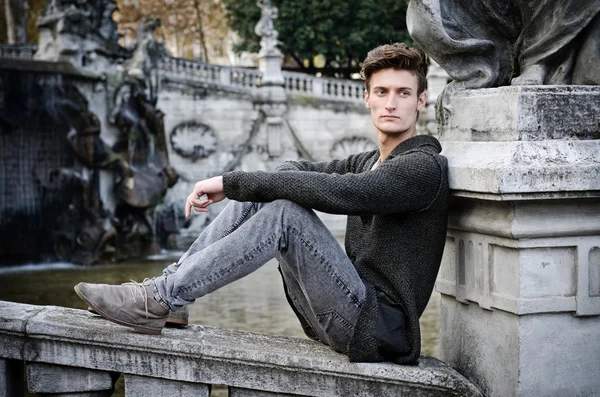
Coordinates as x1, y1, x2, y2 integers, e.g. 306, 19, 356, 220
26, 363, 117, 397
312, 78, 323, 96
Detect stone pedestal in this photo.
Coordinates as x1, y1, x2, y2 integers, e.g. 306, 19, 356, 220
437, 86, 600, 397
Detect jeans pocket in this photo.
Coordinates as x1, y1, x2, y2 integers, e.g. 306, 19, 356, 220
372, 291, 410, 357
316, 310, 354, 353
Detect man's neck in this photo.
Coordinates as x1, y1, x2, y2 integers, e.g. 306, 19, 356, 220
377, 129, 416, 160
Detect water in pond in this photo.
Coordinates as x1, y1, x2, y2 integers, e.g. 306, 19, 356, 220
0, 255, 440, 396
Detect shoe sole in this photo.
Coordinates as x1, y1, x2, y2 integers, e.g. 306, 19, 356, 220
86, 307, 189, 326
74, 285, 162, 335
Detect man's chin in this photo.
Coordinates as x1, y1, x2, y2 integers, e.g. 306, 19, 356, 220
379, 129, 407, 137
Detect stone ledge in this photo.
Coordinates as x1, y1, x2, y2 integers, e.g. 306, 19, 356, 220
439, 86, 600, 142
442, 140, 600, 196
0, 300, 482, 397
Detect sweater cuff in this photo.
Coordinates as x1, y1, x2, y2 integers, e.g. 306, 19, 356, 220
222, 170, 245, 200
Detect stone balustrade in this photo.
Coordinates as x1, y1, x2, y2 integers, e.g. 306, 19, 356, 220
159, 56, 364, 102
0, 44, 37, 59
0, 300, 482, 397
283, 70, 364, 101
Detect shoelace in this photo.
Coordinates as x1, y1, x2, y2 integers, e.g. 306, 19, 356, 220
125, 278, 152, 319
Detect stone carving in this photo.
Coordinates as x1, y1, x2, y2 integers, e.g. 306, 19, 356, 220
330, 137, 377, 159
0, 66, 119, 264
36, 0, 127, 70
125, 18, 165, 103
407, 0, 600, 88
255, 0, 282, 57
170, 121, 218, 161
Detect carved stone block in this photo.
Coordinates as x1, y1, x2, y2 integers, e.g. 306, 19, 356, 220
26, 363, 116, 394
124, 375, 210, 397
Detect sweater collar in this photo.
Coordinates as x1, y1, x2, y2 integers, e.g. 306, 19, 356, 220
387, 135, 442, 158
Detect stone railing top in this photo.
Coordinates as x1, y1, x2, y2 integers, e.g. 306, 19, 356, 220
0, 44, 37, 59
0, 300, 482, 396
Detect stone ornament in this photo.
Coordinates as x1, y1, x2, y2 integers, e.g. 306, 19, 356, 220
170, 121, 218, 162
330, 137, 377, 160
407, 0, 600, 89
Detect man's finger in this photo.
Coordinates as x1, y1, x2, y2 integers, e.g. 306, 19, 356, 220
191, 198, 211, 207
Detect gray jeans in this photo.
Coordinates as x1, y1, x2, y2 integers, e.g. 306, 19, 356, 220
152, 199, 366, 353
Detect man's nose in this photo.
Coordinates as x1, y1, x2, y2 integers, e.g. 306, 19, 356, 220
385, 93, 396, 111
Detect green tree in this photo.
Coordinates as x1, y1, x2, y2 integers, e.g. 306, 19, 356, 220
223, 0, 412, 78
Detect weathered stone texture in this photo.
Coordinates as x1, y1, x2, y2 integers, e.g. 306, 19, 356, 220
26, 363, 116, 394
0, 300, 482, 397
438, 86, 600, 397
124, 375, 209, 397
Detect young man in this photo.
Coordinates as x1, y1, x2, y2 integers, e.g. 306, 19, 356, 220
75, 43, 449, 365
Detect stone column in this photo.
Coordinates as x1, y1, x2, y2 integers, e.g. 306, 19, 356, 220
26, 363, 117, 396
251, 0, 297, 166
437, 86, 600, 397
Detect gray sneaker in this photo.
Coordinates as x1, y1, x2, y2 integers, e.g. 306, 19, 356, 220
74, 279, 168, 334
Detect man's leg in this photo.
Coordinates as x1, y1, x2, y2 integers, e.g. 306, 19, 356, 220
155, 199, 365, 352
76, 199, 365, 352
160, 199, 261, 278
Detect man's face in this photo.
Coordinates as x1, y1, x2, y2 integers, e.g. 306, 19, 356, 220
364, 68, 426, 138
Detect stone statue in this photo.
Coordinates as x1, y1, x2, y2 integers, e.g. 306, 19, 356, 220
36, 0, 127, 70
407, 0, 600, 88
126, 18, 165, 103
255, 0, 282, 56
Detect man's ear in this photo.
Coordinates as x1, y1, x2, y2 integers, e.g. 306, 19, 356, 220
364, 89, 370, 108
417, 91, 427, 111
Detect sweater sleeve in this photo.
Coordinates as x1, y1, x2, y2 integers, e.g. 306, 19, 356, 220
224, 150, 443, 216
275, 151, 371, 174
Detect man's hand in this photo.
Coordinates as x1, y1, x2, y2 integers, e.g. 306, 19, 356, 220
185, 176, 226, 217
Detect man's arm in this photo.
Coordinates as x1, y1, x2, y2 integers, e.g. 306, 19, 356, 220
224, 151, 444, 216
276, 151, 372, 174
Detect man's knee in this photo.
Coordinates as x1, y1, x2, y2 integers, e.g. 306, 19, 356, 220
265, 199, 313, 219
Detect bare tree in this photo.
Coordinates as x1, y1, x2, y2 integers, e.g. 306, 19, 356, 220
115, 0, 228, 63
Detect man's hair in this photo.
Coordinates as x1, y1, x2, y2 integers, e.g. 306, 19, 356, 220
360, 43, 428, 94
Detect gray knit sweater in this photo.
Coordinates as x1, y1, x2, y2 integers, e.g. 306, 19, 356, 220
223, 135, 449, 364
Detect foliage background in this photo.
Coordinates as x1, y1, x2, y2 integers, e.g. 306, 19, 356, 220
222, 0, 412, 77
1, 0, 412, 77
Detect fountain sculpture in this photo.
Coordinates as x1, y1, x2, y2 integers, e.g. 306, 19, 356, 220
0, 0, 176, 265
